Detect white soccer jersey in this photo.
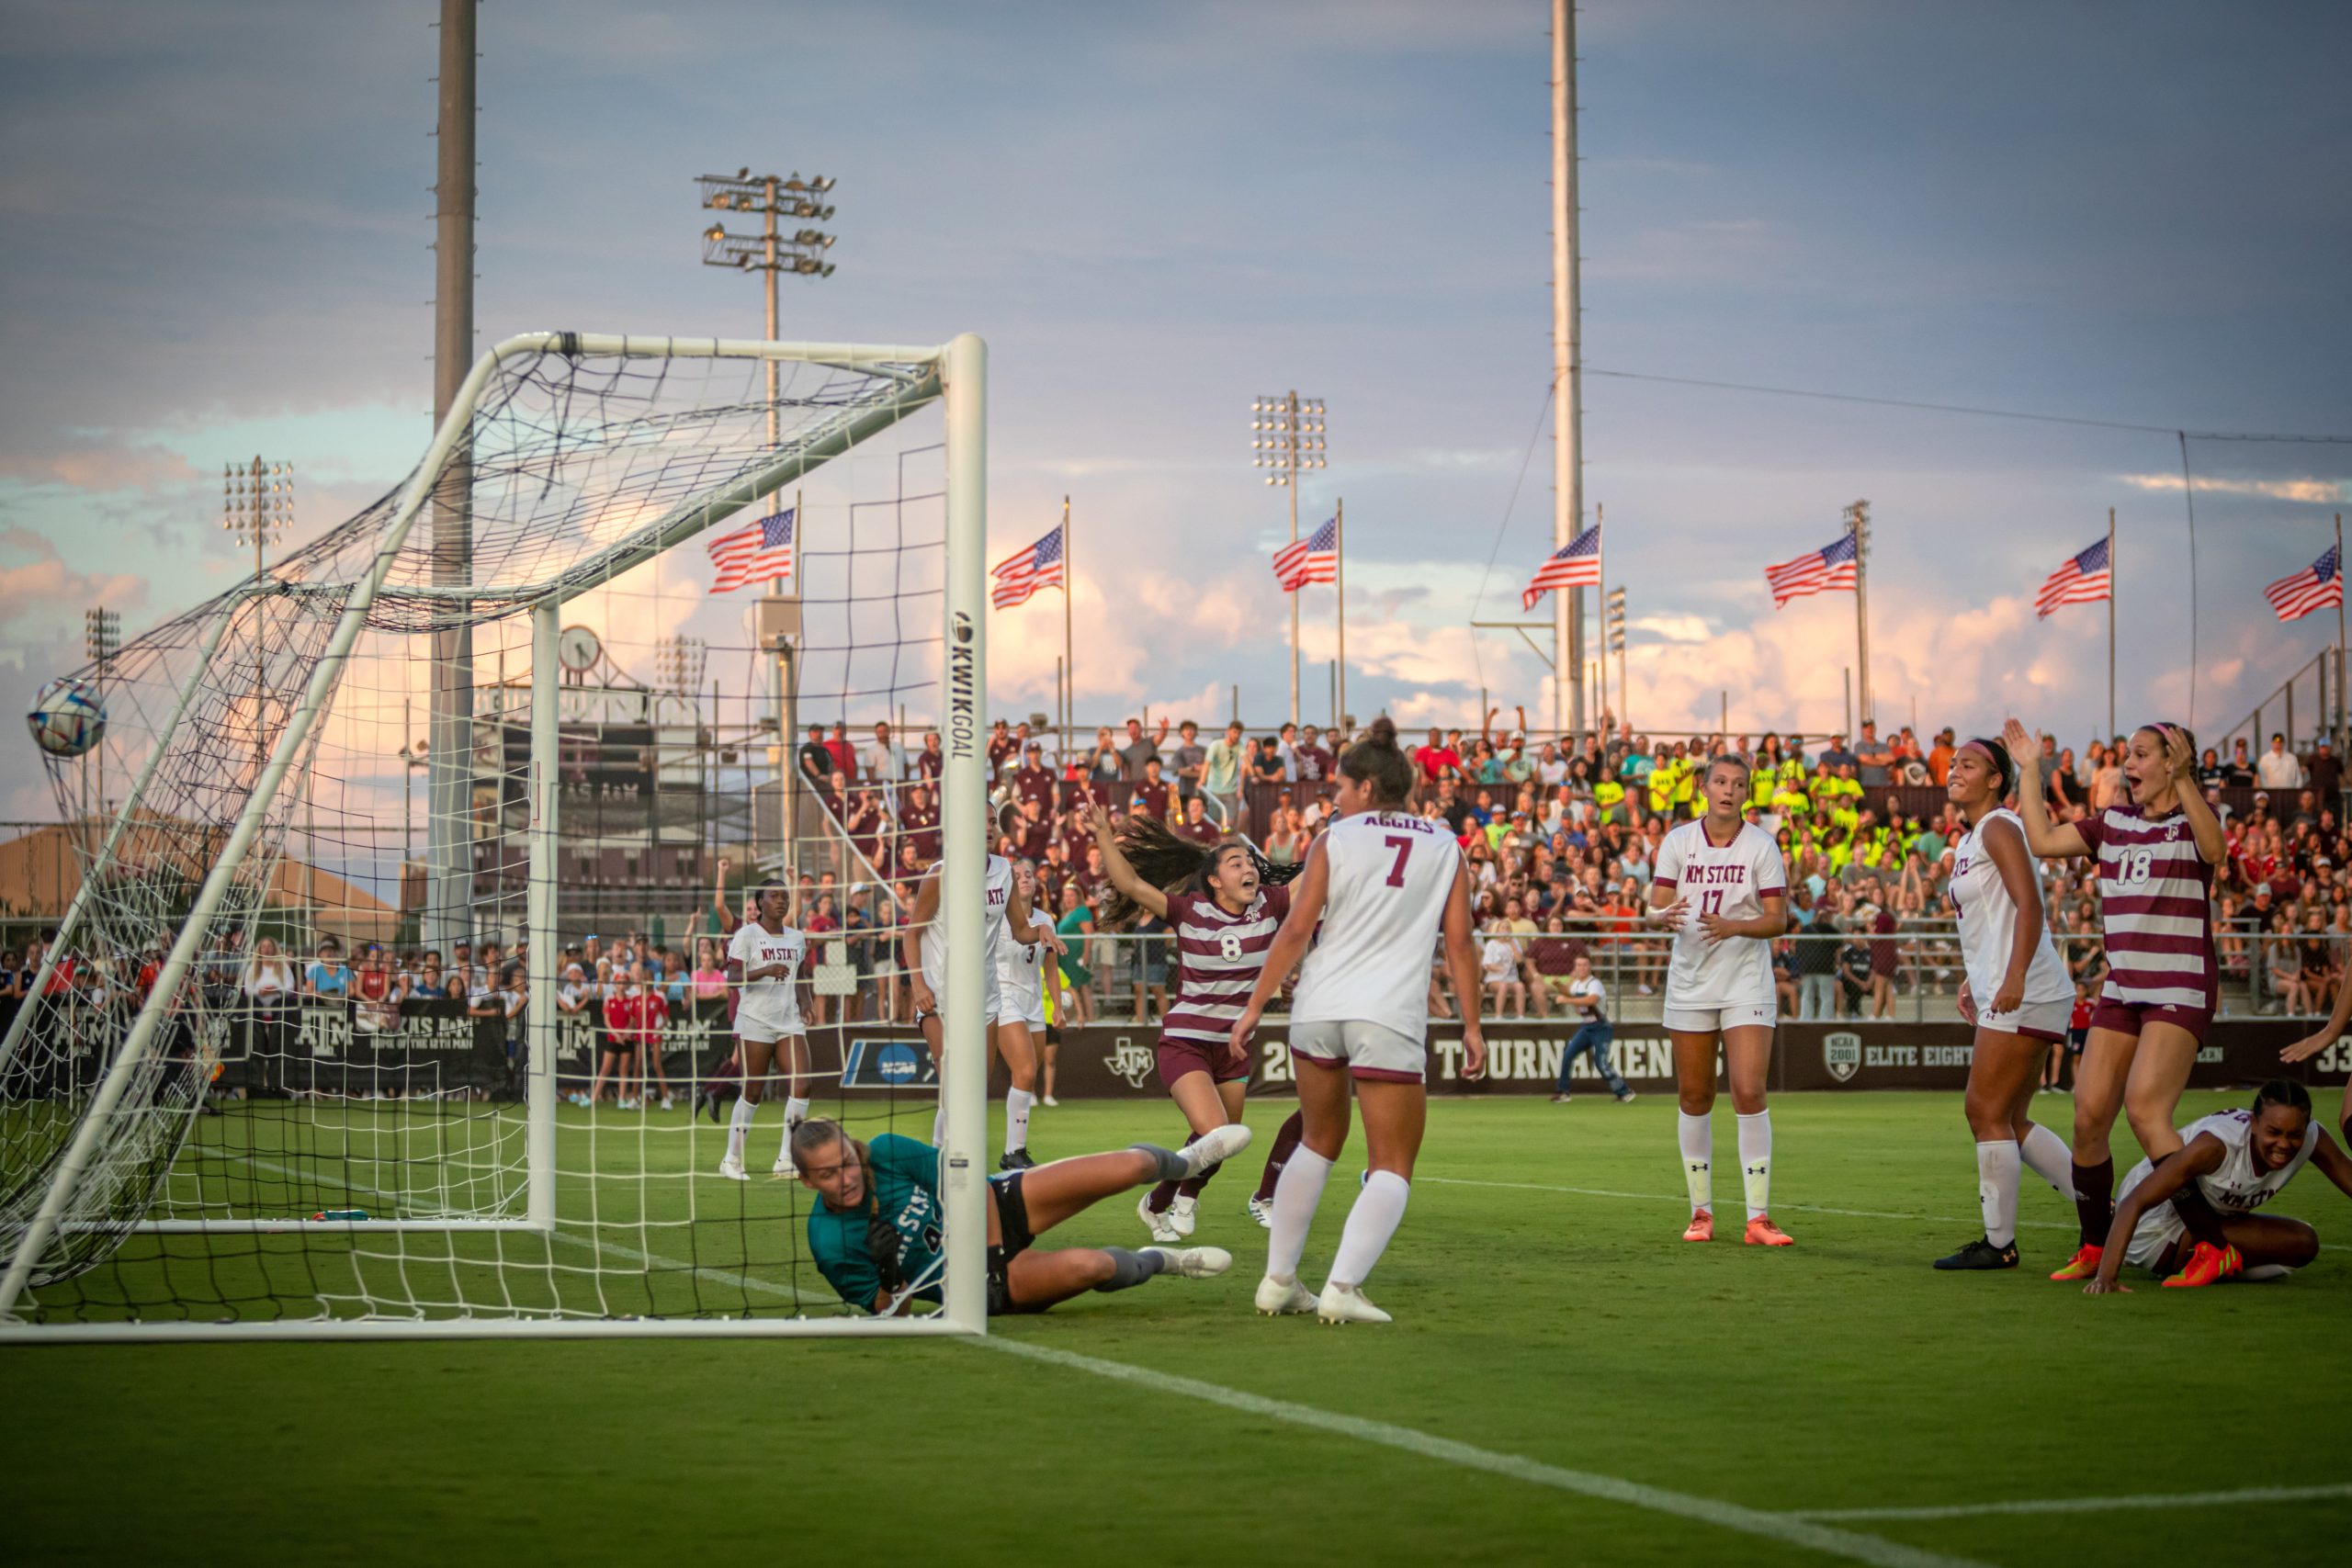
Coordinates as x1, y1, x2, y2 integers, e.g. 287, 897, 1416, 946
994, 915, 1047, 1029
1293, 810, 1463, 1042
919, 854, 1012, 1020
2120, 1108, 2319, 1267
1947, 808, 2073, 1020
727, 919, 807, 1036
1654, 819, 1787, 1011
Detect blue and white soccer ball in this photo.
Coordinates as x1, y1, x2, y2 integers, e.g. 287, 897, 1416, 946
28, 677, 107, 760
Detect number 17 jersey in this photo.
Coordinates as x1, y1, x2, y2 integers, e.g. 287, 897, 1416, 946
1655, 819, 1788, 1010
1293, 811, 1462, 1042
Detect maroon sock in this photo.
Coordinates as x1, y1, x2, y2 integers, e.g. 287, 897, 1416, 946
1177, 1160, 1223, 1200
1147, 1132, 1203, 1214
1252, 1110, 1306, 1203
2072, 1158, 2114, 1248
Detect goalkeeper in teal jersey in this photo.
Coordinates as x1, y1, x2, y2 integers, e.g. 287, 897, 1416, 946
794, 1121, 1250, 1316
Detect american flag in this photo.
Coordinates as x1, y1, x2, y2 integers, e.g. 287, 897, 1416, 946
1765, 532, 1860, 608
990, 524, 1065, 609
707, 509, 795, 593
2035, 536, 2112, 619
1272, 515, 1340, 592
2265, 544, 2343, 624
1521, 524, 1601, 611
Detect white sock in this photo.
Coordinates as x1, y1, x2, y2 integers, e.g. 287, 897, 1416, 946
726, 1096, 755, 1163
1266, 1147, 1333, 1282
1975, 1140, 2021, 1248
2240, 1263, 2297, 1282
1677, 1111, 1713, 1213
1736, 1110, 1772, 1221
932, 1106, 946, 1149
777, 1097, 811, 1162
2019, 1122, 2073, 1196
1004, 1089, 1035, 1155
1329, 1170, 1410, 1288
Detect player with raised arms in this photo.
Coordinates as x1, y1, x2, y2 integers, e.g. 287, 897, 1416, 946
791, 1116, 1247, 1316
2083, 1079, 2352, 1292
1648, 753, 1794, 1247
904, 803, 1059, 1168
1228, 717, 1487, 1325
1085, 800, 1306, 1240
2278, 975, 2352, 1161
2005, 717, 2224, 1281
1934, 737, 2083, 1269
718, 882, 809, 1182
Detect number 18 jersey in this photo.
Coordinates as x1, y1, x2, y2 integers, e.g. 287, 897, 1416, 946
1293, 811, 1462, 1041
1654, 819, 1787, 1010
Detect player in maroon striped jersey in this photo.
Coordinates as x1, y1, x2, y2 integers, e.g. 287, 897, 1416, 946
1085, 802, 1308, 1240
2006, 718, 2225, 1281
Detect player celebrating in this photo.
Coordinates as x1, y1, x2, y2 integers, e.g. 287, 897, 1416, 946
2278, 972, 2352, 1155
791, 1116, 1247, 1315
1648, 754, 1793, 1247
903, 804, 1060, 1168
2084, 1080, 2352, 1292
992, 858, 1052, 1147
1934, 738, 2081, 1269
1229, 717, 1487, 1325
2005, 718, 2224, 1280
1085, 801, 1303, 1241
718, 883, 810, 1181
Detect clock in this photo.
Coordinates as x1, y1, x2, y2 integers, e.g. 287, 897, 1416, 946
557, 625, 603, 673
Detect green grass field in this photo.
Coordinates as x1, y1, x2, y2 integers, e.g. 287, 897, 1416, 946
6, 1089, 2349, 1566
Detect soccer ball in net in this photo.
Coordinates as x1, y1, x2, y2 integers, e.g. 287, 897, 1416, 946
27, 676, 106, 759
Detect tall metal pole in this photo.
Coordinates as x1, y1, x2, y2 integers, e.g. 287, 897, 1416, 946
1061, 494, 1074, 760
1288, 394, 1301, 728
425, 0, 478, 960
2335, 513, 2347, 753
2107, 506, 2117, 740
1335, 496, 1347, 733
526, 600, 560, 1230
1552, 0, 1584, 750
1847, 500, 1872, 728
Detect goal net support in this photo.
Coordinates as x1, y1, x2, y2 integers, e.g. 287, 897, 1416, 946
0, 331, 993, 1338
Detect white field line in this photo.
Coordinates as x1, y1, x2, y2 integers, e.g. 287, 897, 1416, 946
1422, 1177, 2352, 1253
1785, 1482, 2352, 1522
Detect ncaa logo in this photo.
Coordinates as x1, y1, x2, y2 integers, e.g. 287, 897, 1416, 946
842, 1038, 938, 1089
1824, 1031, 1862, 1083
1106, 1035, 1155, 1089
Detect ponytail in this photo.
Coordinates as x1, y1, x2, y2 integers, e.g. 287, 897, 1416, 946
1339, 716, 1414, 807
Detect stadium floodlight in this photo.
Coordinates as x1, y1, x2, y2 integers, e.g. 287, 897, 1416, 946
221, 457, 293, 764
1250, 390, 1328, 725
655, 634, 708, 696
83, 608, 120, 818
0, 329, 992, 1342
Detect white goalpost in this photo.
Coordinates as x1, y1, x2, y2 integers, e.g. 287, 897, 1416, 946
0, 330, 991, 1339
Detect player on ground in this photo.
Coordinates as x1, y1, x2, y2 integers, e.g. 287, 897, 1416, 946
1086, 801, 1306, 1240
1648, 754, 1794, 1246
1935, 737, 2082, 1269
718, 883, 810, 1181
1229, 718, 1487, 1325
904, 804, 1059, 1168
2005, 718, 2224, 1280
791, 1117, 1247, 1315
2084, 1080, 2352, 1292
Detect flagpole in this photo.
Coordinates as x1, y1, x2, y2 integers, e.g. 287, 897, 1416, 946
1595, 503, 1605, 728
2335, 513, 2346, 751
2107, 505, 2116, 740
1061, 495, 1073, 768
1335, 499, 1347, 738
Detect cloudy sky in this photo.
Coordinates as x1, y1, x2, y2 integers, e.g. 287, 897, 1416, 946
4, 0, 2348, 818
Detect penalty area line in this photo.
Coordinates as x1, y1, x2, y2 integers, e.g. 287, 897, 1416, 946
977, 1337, 1981, 1568
1784, 1480, 2352, 1522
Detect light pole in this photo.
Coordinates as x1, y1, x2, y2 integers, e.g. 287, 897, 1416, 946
398, 700, 430, 940
1605, 586, 1626, 734
83, 608, 119, 824
1250, 390, 1327, 726
1845, 499, 1872, 730
221, 457, 292, 768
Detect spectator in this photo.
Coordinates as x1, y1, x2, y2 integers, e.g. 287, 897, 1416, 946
914, 729, 944, 785
1249, 734, 1288, 787
1294, 724, 1334, 782
1549, 952, 1634, 1103
797, 723, 836, 801
1012, 742, 1057, 815
1175, 795, 1219, 845
1794, 908, 1840, 1020
2257, 732, 2305, 790
1170, 719, 1207, 804
863, 721, 908, 791
1817, 732, 1857, 773
302, 939, 350, 1001
1414, 726, 1461, 785
986, 717, 1019, 780
1130, 757, 1174, 821
1202, 720, 1247, 823
2306, 738, 2343, 798
2223, 738, 2257, 788
1116, 716, 1170, 781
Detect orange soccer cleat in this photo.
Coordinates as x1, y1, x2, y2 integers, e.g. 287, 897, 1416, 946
1682, 1210, 1714, 1243
2048, 1243, 2104, 1281
1744, 1215, 1794, 1247
2161, 1241, 2244, 1289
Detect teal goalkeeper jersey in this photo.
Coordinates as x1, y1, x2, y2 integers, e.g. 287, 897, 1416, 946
807, 1134, 947, 1314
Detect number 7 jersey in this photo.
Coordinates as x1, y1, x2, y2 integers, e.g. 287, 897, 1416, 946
1654, 819, 1788, 1010
1293, 810, 1463, 1041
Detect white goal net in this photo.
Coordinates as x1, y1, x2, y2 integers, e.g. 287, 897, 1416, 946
0, 331, 996, 1338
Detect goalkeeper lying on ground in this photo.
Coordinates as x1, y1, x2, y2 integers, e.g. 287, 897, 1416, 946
792, 1118, 1248, 1315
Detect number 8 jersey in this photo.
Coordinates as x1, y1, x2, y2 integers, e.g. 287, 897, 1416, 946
1654, 819, 1788, 1010
1293, 811, 1463, 1041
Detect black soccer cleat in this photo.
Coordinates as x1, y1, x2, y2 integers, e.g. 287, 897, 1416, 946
1933, 1236, 2019, 1271
998, 1148, 1036, 1171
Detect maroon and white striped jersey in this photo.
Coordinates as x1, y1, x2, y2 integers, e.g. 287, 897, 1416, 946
2075, 805, 2217, 1014
1160, 885, 1291, 1049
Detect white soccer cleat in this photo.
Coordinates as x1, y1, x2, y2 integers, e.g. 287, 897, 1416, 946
660, 1095, 675, 1111
1316, 1281, 1391, 1325
718, 1154, 748, 1182
772, 1156, 794, 1178
1169, 1194, 1198, 1237
1246, 1196, 1273, 1229
1182, 1122, 1253, 1178
1136, 1194, 1181, 1243
1254, 1274, 1318, 1315
1144, 1245, 1232, 1280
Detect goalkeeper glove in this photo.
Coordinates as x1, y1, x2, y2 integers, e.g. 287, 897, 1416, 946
865, 1213, 907, 1293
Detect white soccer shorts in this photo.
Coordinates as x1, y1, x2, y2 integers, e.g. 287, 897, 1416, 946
734, 1006, 806, 1046
1661, 1003, 1777, 1034
1975, 996, 2071, 1043
1287, 1019, 1427, 1083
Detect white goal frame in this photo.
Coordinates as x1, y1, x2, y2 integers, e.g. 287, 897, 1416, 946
0, 331, 993, 1341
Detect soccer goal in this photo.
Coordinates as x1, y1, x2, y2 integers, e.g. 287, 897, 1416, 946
0, 331, 995, 1339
